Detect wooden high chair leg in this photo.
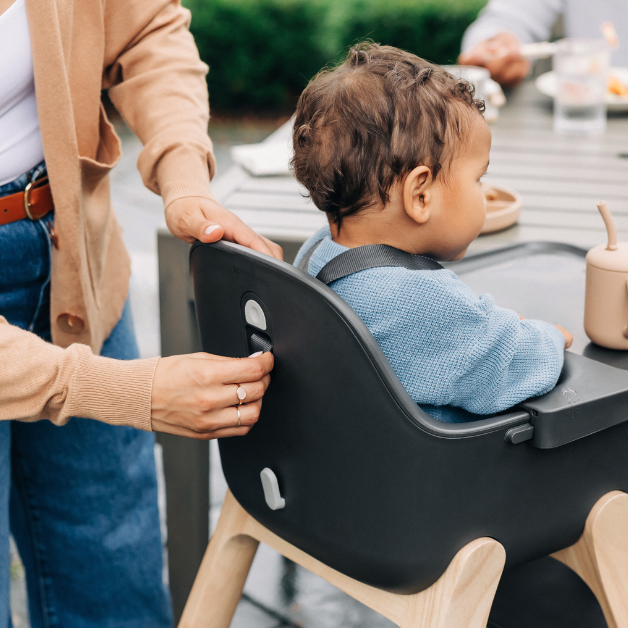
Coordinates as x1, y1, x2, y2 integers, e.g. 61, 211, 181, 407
178, 491, 260, 628
552, 491, 628, 628
178, 489, 506, 628
400, 538, 505, 628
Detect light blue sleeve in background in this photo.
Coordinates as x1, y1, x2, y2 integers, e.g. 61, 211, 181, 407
461, 0, 564, 51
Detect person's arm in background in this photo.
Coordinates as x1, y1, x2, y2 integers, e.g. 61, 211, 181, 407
102, 0, 282, 259
458, 0, 564, 87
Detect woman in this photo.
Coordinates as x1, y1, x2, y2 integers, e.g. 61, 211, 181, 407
0, 0, 279, 625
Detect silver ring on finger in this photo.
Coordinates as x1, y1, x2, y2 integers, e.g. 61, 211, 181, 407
236, 406, 241, 428
236, 384, 247, 405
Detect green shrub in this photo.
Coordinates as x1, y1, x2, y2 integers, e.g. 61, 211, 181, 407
183, 0, 486, 113
327, 0, 487, 64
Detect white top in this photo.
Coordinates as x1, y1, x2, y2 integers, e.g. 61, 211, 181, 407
462, 0, 628, 67
0, 0, 44, 186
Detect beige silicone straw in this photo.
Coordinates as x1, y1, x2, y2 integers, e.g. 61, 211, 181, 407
597, 201, 618, 251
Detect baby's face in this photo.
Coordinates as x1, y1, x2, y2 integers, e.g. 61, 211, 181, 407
428, 114, 491, 261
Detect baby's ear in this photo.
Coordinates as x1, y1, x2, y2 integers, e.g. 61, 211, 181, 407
403, 166, 432, 224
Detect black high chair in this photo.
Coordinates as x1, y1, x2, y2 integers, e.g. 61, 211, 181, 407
179, 240, 628, 628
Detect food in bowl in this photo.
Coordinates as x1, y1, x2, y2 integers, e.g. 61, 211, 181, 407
608, 74, 628, 96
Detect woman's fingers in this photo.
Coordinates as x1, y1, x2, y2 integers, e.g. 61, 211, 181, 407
221, 214, 283, 260
164, 197, 222, 244
151, 352, 273, 438
201, 425, 262, 439
197, 198, 283, 260
204, 374, 271, 410
261, 236, 284, 261
188, 350, 264, 363
152, 399, 263, 438
178, 399, 263, 435
183, 351, 273, 386
164, 196, 284, 261
151, 419, 254, 440
212, 351, 274, 385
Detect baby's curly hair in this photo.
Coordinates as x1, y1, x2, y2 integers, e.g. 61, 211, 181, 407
291, 43, 484, 227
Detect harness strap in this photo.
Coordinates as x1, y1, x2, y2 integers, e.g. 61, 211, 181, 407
296, 238, 324, 273
298, 239, 443, 285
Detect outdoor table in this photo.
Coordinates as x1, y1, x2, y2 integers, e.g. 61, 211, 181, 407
212, 82, 628, 256
157, 80, 628, 622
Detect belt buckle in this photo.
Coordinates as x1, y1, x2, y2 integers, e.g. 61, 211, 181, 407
23, 175, 49, 221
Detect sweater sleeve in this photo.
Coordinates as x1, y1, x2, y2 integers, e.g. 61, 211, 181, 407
0, 317, 157, 430
450, 304, 566, 415
102, 0, 216, 208
412, 272, 565, 414
461, 0, 564, 51
337, 269, 565, 415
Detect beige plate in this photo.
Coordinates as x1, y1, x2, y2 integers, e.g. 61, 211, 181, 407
481, 183, 522, 234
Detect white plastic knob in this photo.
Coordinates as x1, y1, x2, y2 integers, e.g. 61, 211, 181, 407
260, 468, 285, 510
245, 300, 267, 330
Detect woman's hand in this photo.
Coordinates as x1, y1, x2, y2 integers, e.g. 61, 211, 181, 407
151, 351, 274, 439
458, 32, 531, 88
166, 196, 283, 260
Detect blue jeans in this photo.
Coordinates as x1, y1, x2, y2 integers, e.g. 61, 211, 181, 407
0, 164, 172, 628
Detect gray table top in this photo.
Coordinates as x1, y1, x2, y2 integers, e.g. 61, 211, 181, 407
212, 81, 628, 255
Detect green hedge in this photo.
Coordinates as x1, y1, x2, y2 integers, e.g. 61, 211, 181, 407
183, 0, 487, 113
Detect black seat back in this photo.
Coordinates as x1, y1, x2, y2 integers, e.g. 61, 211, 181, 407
191, 241, 628, 594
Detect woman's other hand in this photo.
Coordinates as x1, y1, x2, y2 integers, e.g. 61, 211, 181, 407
458, 32, 531, 88
166, 196, 283, 260
151, 351, 274, 439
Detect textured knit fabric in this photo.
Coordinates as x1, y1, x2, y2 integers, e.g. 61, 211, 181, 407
295, 226, 565, 423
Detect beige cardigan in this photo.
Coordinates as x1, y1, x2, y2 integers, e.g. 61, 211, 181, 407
0, 0, 216, 431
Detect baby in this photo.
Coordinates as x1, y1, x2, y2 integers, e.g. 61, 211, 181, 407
292, 43, 572, 423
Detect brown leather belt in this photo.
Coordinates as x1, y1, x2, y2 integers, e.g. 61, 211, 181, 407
0, 175, 54, 227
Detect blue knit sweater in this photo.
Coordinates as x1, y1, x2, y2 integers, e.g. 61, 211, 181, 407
295, 226, 566, 423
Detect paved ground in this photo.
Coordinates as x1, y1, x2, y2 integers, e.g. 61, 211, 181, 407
9, 116, 394, 628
